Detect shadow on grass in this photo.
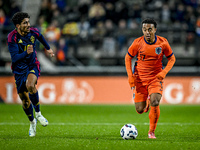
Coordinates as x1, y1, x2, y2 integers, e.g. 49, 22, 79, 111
31, 134, 150, 142
1, 134, 199, 143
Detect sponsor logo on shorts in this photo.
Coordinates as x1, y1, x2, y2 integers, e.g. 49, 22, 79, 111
30, 70, 35, 73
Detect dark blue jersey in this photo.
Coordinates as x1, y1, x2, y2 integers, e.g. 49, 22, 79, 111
7, 27, 50, 74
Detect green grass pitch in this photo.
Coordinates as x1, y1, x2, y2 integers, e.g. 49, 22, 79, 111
0, 104, 200, 150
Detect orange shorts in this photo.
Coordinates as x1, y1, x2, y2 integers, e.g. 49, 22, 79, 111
133, 78, 163, 103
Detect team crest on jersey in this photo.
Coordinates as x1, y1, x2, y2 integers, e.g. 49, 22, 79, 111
30, 36, 35, 43
155, 47, 162, 55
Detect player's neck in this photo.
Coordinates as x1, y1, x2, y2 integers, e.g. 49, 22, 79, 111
17, 29, 28, 36
150, 39, 155, 44
146, 37, 155, 44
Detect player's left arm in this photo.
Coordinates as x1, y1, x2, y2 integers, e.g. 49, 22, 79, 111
33, 28, 54, 57
156, 41, 176, 80
38, 34, 54, 57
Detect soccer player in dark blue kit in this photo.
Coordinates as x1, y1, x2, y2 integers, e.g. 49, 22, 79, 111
7, 12, 54, 137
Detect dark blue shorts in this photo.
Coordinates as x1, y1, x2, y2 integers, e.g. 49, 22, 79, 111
14, 65, 40, 93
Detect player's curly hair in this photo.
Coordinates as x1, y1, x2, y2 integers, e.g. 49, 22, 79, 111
11, 12, 30, 26
142, 18, 157, 28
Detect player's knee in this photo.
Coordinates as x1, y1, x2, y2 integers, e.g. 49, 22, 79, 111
151, 99, 160, 106
26, 83, 35, 93
150, 94, 161, 106
135, 106, 144, 114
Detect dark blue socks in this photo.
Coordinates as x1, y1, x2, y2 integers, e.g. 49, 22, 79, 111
29, 91, 40, 112
23, 103, 34, 121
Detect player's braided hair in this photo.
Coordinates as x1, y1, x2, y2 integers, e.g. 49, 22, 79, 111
11, 12, 30, 26
142, 18, 157, 28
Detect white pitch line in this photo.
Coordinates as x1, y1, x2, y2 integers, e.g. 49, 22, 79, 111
0, 122, 200, 126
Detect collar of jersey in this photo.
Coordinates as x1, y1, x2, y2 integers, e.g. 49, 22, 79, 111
144, 35, 157, 45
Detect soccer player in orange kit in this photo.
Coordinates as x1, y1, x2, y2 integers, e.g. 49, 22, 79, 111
125, 18, 176, 139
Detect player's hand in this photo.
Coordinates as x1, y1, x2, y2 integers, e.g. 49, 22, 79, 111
27, 45, 33, 54
156, 71, 167, 80
131, 86, 135, 90
128, 75, 135, 88
47, 49, 55, 57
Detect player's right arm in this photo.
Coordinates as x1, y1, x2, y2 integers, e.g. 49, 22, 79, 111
125, 40, 139, 89
125, 53, 135, 89
8, 42, 28, 63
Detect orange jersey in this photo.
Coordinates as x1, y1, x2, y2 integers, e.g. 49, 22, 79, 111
127, 35, 173, 82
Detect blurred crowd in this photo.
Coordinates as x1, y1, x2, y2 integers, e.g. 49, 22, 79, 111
1, 0, 200, 66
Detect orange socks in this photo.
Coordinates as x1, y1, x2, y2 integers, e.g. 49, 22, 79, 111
149, 106, 160, 133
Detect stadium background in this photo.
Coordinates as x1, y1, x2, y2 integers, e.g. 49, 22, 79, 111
0, 0, 200, 104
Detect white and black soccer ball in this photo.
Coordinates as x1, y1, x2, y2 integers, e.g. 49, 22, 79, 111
120, 124, 138, 140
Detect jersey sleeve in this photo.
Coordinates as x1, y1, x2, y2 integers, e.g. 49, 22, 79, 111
37, 34, 50, 50
157, 39, 176, 79
163, 39, 173, 58
125, 39, 139, 77
31, 27, 50, 50
7, 36, 27, 63
127, 39, 139, 57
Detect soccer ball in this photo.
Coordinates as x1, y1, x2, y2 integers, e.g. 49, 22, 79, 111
120, 124, 138, 140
